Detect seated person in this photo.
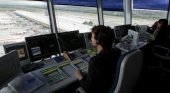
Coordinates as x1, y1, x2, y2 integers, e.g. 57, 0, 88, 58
75, 25, 121, 93
147, 19, 168, 41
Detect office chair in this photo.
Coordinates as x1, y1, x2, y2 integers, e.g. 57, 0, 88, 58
150, 45, 170, 72
76, 50, 143, 93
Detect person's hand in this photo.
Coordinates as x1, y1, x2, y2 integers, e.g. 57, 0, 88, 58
63, 51, 71, 61
151, 21, 158, 30
75, 69, 83, 80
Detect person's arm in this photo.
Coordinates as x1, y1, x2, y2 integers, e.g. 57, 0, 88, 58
150, 29, 161, 40
75, 69, 83, 80
147, 21, 158, 35
75, 57, 98, 92
80, 60, 98, 92
63, 51, 72, 61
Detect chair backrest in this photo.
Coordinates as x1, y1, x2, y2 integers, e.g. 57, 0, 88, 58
152, 45, 170, 56
109, 50, 143, 93
151, 45, 170, 60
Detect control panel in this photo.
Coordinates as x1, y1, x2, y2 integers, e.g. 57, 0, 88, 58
70, 59, 88, 72
41, 62, 69, 85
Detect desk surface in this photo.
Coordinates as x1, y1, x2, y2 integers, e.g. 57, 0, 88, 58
116, 41, 147, 53
1, 50, 92, 93
115, 31, 152, 53
31, 53, 90, 93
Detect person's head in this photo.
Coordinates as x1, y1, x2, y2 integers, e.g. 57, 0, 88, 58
157, 19, 168, 30
91, 25, 114, 49
151, 19, 168, 31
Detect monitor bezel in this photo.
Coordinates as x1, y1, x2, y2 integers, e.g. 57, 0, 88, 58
114, 24, 131, 40
128, 29, 139, 45
58, 30, 85, 52
3, 42, 30, 67
0, 50, 22, 88
25, 34, 59, 62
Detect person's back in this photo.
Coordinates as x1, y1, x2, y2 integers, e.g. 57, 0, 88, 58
84, 48, 120, 93
155, 27, 169, 42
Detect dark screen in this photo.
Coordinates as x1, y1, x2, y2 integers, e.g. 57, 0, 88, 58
0, 51, 21, 88
114, 24, 131, 40
25, 34, 59, 62
81, 32, 93, 49
58, 31, 85, 52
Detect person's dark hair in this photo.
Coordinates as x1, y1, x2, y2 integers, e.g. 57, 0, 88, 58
157, 19, 168, 30
91, 25, 114, 49
155, 19, 169, 41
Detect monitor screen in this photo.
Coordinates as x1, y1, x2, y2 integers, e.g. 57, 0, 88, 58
137, 25, 149, 34
0, 50, 22, 88
3, 42, 30, 66
58, 31, 85, 52
128, 29, 139, 45
25, 34, 59, 62
81, 32, 93, 49
114, 24, 131, 40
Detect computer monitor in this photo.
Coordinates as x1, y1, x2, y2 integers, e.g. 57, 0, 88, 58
25, 34, 59, 62
128, 29, 139, 45
114, 24, 131, 40
3, 42, 30, 66
80, 32, 93, 49
58, 30, 85, 52
137, 25, 149, 34
0, 50, 22, 88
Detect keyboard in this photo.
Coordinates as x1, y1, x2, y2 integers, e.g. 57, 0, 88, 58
22, 63, 43, 73
54, 56, 64, 63
75, 62, 88, 72
139, 32, 151, 41
81, 55, 91, 62
71, 59, 88, 72
41, 58, 57, 66
121, 42, 131, 50
41, 66, 68, 85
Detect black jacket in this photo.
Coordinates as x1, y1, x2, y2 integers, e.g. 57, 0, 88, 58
80, 48, 121, 93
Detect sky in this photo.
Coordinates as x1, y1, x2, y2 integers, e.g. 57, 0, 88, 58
0, 0, 168, 10
0, 0, 46, 6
